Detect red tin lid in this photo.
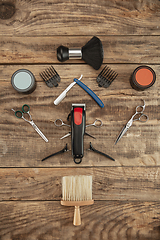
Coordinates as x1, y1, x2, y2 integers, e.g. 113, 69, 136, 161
131, 66, 156, 91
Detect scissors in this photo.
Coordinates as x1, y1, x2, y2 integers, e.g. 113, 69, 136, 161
54, 118, 103, 139
86, 119, 103, 128
115, 100, 149, 145
54, 119, 71, 127
54, 118, 103, 128
53, 119, 71, 139
11, 104, 48, 142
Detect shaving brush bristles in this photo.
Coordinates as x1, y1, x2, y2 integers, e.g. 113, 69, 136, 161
56, 36, 103, 70
62, 175, 92, 201
61, 175, 94, 226
82, 36, 103, 70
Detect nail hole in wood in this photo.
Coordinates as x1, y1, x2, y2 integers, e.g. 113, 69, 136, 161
0, 2, 16, 19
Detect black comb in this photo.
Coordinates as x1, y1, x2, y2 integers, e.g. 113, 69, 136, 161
40, 66, 61, 88
96, 66, 118, 88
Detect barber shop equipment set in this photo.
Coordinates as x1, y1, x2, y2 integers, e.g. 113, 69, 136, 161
10, 36, 156, 226
11, 36, 155, 163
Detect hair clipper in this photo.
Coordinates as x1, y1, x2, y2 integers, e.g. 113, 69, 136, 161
71, 104, 86, 164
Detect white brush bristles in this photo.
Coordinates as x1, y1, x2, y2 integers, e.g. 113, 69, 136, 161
62, 175, 92, 201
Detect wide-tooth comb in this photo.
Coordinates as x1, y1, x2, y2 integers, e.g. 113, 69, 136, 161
40, 66, 61, 88
96, 66, 118, 88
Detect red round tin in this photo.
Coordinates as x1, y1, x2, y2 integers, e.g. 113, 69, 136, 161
130, 66, 156, 91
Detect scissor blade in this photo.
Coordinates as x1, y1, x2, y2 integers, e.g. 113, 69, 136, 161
60, 132, 71, 140
85, 132, 96, 139
115, 125, 128, 145
34, 125, 49, 142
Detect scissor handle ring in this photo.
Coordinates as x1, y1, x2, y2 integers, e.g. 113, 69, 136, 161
94, 119, 103, 127
54, 119, 63, 127
135, 105, 145, 113
15, 110, 23, 118
22, 104, 30, 113
139, 114, 149, 123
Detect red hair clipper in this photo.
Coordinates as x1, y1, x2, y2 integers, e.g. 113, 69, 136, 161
71, 104, 86, 164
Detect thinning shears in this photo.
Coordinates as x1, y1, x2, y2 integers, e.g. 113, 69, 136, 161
115, 100, 149, 145
12, 104, 48, 142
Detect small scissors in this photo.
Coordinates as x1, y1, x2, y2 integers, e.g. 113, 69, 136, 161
12, 104, 48, 142
53, 119, 71, 139
86, 119, 103, 128
54, 118, 103, 128
115, 100, 149, 145
54, 118, 103, 140
54, 119, 71, 127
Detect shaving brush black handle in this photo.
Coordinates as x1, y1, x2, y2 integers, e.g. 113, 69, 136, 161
57, 36, 103, 69
57, 45, 69, 62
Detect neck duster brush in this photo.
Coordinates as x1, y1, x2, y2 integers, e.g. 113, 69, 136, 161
61, 175, 94, 226
57, 36, 103, 70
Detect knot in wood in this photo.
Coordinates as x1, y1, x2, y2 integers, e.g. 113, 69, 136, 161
0, 2, 15, 19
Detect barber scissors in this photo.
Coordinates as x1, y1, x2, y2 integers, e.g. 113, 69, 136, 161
53, 119, 71, 139
54, 119, 71, 127
11, 104, 48, 142
115, 100, 148, 145
54, 118, 103, 139
86, 119, 103, 128
54, 118, 103, 128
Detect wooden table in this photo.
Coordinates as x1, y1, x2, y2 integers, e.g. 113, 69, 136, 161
0, 0, 160, 239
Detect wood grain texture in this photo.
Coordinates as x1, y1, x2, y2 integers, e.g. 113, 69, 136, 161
0, 36, 160, 64
1, 0, 160, 239
0, 201, 160, 240
0, 0, 160, 36
0, 167, 160, 201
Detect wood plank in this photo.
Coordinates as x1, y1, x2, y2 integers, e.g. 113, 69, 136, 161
0, 0, 160, 36
0, 167, 160, 201
0, 36, 160, 64
0, 201, 160, 240
0, 1, 159, 239
0, 64, 159, 167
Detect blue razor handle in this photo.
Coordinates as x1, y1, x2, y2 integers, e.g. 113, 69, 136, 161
74, 78, 104, 108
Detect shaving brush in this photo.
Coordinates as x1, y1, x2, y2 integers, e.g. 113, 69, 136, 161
61, 175, 94, 226
57, 36, 103, 70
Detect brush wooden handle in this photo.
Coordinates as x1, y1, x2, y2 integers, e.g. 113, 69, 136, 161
61, 200, 94, 226
73, 206, 81, 226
